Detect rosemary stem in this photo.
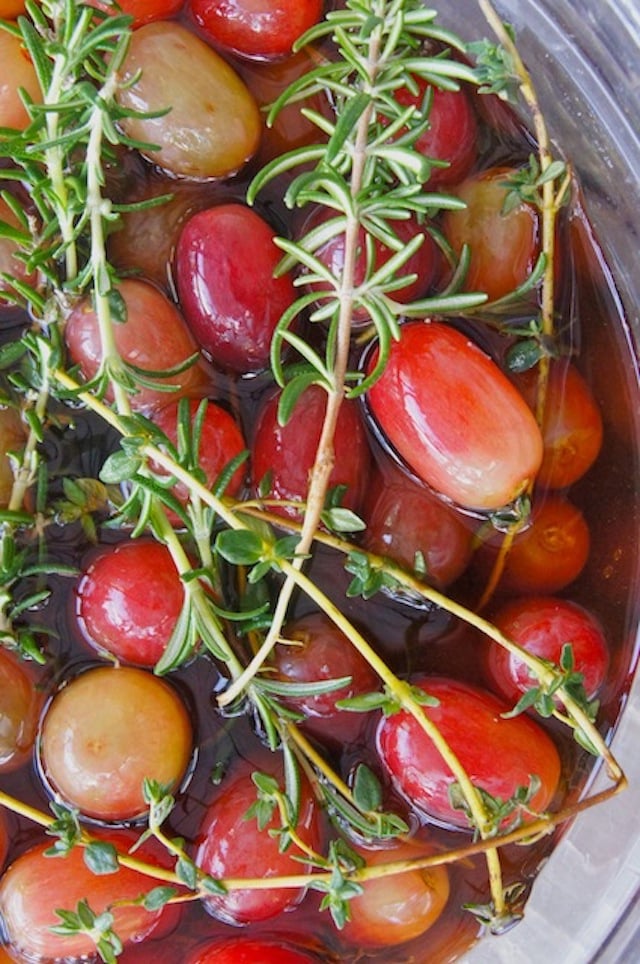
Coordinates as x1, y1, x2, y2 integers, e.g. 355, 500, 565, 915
7, 352, 51, 514
218, 12, 382, 711
150, 509, 245, 680
286, 721, 366, 818
43, 38, 78, 281
85, 73, 132, 418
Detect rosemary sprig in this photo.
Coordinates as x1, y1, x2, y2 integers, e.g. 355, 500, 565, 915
248, 0, 488, 399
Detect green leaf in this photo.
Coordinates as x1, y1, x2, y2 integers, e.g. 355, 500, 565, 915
574, 726, 600, 755
0, 339, 28, 369
215, 529, 265, 566
107, 287, 127, 322
257, 675, 352, 699
409, 684, 440, 708
352, 764, 383, 812
100, 449, 143, 484
252, 771, 280, 796
501, 686, 541, 718
200, 875, 227, 896
320, 506, 366, 533
176, 856, 198, 890
143, 886, 178, 911
282, 740, 301, 826
277, 370, 324, 425
325, 91, 370, 163
322, 780, 408, 838
83, 841, 119, 876
336, 690, 388, 713
506, 337, 545, 372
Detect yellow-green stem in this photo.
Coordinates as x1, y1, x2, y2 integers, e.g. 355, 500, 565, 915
0, 777, 624, 897
479, 0, 568, 426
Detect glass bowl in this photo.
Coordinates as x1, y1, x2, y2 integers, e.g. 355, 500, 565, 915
444, 2, 640, 961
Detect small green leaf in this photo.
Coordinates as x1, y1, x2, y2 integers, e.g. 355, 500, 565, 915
257, 676, 351, 699
143, 886, 178, 911
215, 529, 265, 565
107, 287, 127, 322
100, 449, 143, 484
83, 841, 119, 876
336, 690, 389, 713
320, 506, 366, 533
409, 685, 440, 708
252, 771, 280, 796
501, 686, 541, 718
200, 875, 227, 895
277, 370, 323, 425
176, 856, 198, 890
352, 764, 382, 812
325, 91, 369, 162
506, 337, 544, 372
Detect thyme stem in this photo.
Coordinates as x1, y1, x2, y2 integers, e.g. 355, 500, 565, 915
479, 0, 568, 421
0, 776, 624, 896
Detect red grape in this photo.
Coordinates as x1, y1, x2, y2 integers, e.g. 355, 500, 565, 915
39, 665, 193, 821
0, 0, 26, 15
487, 595, 609, 704
0, 32, 40, 131
64, 278, 212, 415
0, 829, 170, 961
195, 754, 323, 924
362, 462, 474, 588
251, 383, 371, 519
481, 493, 591, 594
76, 540, 186, 667
175, 203, 296, 373
237, 48, 328, 162
377, 676, 562, 829
512, 361, 603, 489
366, 320, 543, 511
338, 840, 449, 948
188, 937, 321, 964
0, 405, 25, 508
394, 80, 478, 187
443, 166, 540, 300
272, 611, 379, 743
117, 22, 261, 178
188, 0, 324, 60
92, 0, 185, 26
298, 206, 442, 324
0, 647, 42, 772
149, 397, 247, 509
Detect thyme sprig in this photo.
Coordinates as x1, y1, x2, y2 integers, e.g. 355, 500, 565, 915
51, 900, 123, 964
473, 0, 573, 410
